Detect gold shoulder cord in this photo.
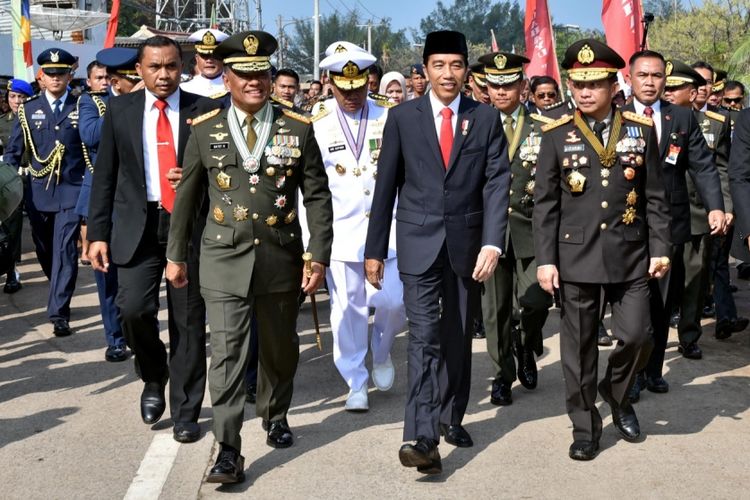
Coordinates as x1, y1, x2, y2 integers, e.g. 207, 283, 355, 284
18, 103, 66, 189
572, 110, 622, 168
81, 96, 107, 173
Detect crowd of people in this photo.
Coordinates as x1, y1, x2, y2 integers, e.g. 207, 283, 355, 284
1, 24, 750, 484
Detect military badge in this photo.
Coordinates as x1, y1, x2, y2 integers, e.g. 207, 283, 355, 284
274, 195, 287, 209
461, 119, 470, 136
265, 214, 278, 226
600, 168, 610, 178
622, 207, 636, 225
276, 176, 286, 189
567, 170, 586, 193
221, 193, 232, 205
249, 174, 260, 185
284, 209, 297, 224
278, 127, 291, 134
626, 189, 638, 206
233, 205, 249, 221
266, 166, 276, 176
624, 167, 635, 180
353, 167, 362, 177
216, 171, 232, 190
213, 206, 225, 224
577, 44, 594, 65
525, 180, 535, 195
566, 131, 581, 143
286, 169, 294, 177
210, 132, 229, 140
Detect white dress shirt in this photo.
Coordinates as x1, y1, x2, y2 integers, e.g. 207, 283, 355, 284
143, 89, 181, 202
428, 90, 460, 139
180, 74, 226, 97
45, 90, 68, 112
633, 99, 662, 143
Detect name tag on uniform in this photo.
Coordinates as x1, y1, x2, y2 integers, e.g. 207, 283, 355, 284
665, 144, 681, 165
210, 142, 229, 150
328, 144, 346, 153
32, 110, 46, 121
564, 144, 585, 153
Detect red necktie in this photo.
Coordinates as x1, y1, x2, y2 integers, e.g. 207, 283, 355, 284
439, 107, 454, 169
154, 99, 177, 213
643, 106, 654, 117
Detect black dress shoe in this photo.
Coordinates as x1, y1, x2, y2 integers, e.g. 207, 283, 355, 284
628, 372, 646, 404
206, 444, 245, 484
265, 419, 294, 448
678, 342, 702, 360
702, 304, 716, 319
141, 382, 166, 424
732, 317, 750, 333
105, 344, 130, 362
52, 319, 73, 337
472, 318, 485, 339
517, 348, 538, 389
568, 440, 599, 461
598, 382, 641, 442
245, 384, 257, 404
399, 437, 442, 474
646, 376, 669, 393
597, 322, 613, 347
3, 272, 22, 294
490, 379, 512, 406
439, 424, 473, 448
716, 317, 749, 339
173, 421, 200, 443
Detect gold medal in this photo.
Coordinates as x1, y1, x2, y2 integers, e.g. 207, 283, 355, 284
525, 180, 535, 195
265, 214, 278, 226
335, 164, 346, 175
284, 209, 297, 224
567, 170, 586, 193
286, 168, 294, 177
233, 205, 249, 221
266, 166, 276, 176
213, 206, 225, 224
626, 189, 638, 206
216, 171, 232, 190
624, 167, 635, 180
622, 206, 636, 225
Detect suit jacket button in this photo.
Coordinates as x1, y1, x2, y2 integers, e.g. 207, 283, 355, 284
600, 223, 607, 230
564, 233, 570, 239
601, 201, 608, 208
54, 125, 60, 131
254, 238, 260, 245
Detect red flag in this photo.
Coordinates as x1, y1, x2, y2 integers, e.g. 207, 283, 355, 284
490, 29, 499, 52
104, 0, 120, 48
602, 0, 645, 78
524, 0, 560, 83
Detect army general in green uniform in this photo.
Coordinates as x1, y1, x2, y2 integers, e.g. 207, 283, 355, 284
166, 31, 333, 484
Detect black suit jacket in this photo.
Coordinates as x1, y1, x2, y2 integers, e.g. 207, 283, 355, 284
364, 95, 510, 277
729, 108, 750, 260
87, 89, 219, 264
623, 100, 723, 244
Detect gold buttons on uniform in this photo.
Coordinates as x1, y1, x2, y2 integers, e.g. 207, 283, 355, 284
253, 238, 260, 245
252, 213, 259, 220
602, 180, 609, 187
564, 233, 570, 239
508, 207, 513, 213
509, 189, 514, 196
600, 223, 608, 230
54, 125, 60, 131
601, 201, 608, 209
216, 234, 222, 240
250, 187, 257, 194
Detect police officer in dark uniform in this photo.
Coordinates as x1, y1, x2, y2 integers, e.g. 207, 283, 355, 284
5, 48, 85, 336
0, 79, 34, 294
165, 31, 332, 483
75, 48, 141, 361
478, 51, 552, 406
534, 39, 671, 461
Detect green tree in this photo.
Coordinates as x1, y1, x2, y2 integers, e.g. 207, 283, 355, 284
418, 0, 524, 50
117, 0, 155, 36
643, 0, 685, 18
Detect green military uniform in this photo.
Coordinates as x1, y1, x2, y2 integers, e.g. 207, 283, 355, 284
168, 88, 332, 454
0, 111, 16, 151
679, 108, 732, 344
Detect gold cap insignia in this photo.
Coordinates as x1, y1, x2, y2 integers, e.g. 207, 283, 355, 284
334, 44, 347, 53
494, 54, 507, 69
50, 51, 60, 63
342, 61, 360, 78
577, 44, 594, 65
665, 61, 673, 76
202, 31, 216, 46
244, 35, 259, 55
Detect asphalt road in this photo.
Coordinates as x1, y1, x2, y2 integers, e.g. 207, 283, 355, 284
1, 230, 749, 499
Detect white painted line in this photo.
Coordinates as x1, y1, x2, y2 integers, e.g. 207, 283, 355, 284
123, 434, 181, 500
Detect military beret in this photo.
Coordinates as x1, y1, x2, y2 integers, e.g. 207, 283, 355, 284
319, 43, 376, 91
96, 47, 140, 79
665, 60, 707, 88
478, 52, 529, 86
214, 31, 278, 73
6, 78, 33, 97
562, 38, 624, 82
37, 48, 76, 75
189, 28, 229, 55
423, 30, 468, 60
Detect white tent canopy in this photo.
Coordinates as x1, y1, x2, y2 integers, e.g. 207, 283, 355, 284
30, 5, 110, 39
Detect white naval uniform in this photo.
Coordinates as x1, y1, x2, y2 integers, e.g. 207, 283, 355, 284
310, 97, 406, 392
180, 74, 226, 97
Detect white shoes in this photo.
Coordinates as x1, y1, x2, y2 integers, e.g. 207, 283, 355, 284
345, 385, 369, 412
372, 355, 395, 392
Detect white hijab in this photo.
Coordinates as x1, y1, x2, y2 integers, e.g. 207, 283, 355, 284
379, 71, 407, 104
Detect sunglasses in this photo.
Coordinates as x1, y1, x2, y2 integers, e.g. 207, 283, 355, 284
723, 97, 744, 104
535, 92, 557, 99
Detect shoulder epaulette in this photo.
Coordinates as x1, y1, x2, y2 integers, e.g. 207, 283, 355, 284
87, 90, 108, 96
282, 108, 311, 124
529, 113, 554, 124
310, 107, 330, 122
543, 100, 565, 111
705, 110, 726, 123
369, 92, 395, 107
541, 114, 573, 132
622, 110, 653, 126
271, 95, 294, 109
190, 108, 222, 126
210, 90, 228, 100
23, 94, 40, 104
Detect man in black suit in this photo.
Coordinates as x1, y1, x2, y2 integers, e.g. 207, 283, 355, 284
535, 39, 672, 461
623, 52, 724, 402
729, 109, 750, 262
365, 30, 510, 474
87, 36, 219, 443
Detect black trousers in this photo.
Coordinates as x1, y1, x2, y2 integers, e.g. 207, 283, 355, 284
116, 203, 207, 423
399, 244, 480, 442
559, 278, 652, 442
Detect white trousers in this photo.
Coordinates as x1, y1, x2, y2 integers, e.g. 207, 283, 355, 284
327, 258, 406, 391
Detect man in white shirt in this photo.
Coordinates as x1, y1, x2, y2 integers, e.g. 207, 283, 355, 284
181, 28, 229, 97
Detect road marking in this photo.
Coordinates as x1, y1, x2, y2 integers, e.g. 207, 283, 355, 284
123, 434, 180, 500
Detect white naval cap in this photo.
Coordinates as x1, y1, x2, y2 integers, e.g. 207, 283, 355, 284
189, 28, 230, 54
319, 43, 376, 90
323, 40, 367, 57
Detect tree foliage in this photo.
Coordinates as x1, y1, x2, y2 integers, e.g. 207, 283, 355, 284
418, 0, 524, 50
117, 0, 155, 36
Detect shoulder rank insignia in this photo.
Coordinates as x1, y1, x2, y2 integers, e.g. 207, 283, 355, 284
23, 94, 40, 104
705, 110, 726, 123
543, 100, 565, 111
210, 90, 228, 99
622, 111, 653, 127
271, 95, 295, 109
541, 114, 573, 133
282, 108, 311, 124
310, 106, 331, 122
87, 90, 108, 96
529, 113, 555, 124
373, 99, 395, 108
190, 108, 222, 126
